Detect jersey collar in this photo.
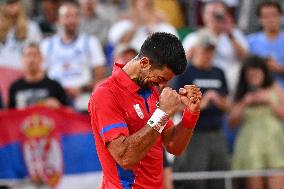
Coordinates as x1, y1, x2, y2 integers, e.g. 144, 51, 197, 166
112, 63, 141, 93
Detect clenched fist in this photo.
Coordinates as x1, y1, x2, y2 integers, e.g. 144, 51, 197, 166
159, 87, 181, 116
179, 85, 202, 113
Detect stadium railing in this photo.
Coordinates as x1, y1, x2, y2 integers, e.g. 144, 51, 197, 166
173, 169, 284, 189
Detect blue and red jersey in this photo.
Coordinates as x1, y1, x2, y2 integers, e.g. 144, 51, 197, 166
88, 64, 173, 189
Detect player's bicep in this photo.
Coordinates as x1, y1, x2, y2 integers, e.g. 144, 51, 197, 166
90, 87, 129, 145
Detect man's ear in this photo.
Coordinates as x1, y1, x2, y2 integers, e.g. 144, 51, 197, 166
139, 57, 151, 70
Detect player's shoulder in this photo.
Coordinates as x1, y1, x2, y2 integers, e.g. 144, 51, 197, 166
90, 77, 117, 102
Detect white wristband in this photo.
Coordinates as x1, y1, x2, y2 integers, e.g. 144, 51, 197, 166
147, 108, 169, 133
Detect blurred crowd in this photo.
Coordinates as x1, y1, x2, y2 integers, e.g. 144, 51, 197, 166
0, 0, 284, 189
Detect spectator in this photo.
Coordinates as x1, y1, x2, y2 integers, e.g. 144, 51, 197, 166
112, 44, 138, 64
0, 0, 42, 69
229, 55, 284, 189
79, 0, 111, 47
95, 44, 138, 88
183, 1, 248, 94
238, 0, 284, 34
172, 30, 230, 189
36, 0, 62, 37
108, 0, 177, 52
21, 0, 34, 17
8, 42, 68, 109
154, 0, 185, 29
194, 0, 240, 27
41, 1, 106, 111
96, 0, 127, 26
247, 1, 284, 90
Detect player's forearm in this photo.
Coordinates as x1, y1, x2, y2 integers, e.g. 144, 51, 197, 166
163, 109, 199, 155
109, 125, 160, 170
163, 123, 194, 156
109, 109, 171, 169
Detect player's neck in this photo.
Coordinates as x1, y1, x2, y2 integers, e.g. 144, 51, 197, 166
122, 59, 140, 80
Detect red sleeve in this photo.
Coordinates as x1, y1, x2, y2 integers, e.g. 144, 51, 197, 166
89, 87, 129, 144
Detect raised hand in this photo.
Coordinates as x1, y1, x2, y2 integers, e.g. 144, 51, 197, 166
254, 90, 270, 104
205, 90, 222, 106
242, 92, 256, 106
159, 87, 181, 116
267, 57, 282, 73
179, 85, 202, 113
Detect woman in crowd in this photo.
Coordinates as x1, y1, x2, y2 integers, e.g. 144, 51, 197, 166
0, 0, 42, 69
229, 55, 284, 189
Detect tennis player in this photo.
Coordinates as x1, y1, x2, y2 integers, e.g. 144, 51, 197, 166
88, 32, 201, 189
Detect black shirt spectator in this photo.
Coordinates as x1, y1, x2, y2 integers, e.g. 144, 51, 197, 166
173, 64, 228, 131
8, 76, 68, 109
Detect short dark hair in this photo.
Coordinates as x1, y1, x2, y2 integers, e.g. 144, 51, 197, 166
138, 32, 187, 75
257, 1, 283, 17
234, 55, 274, 101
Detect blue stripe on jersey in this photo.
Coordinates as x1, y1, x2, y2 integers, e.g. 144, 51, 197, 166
138, 88, 152, 113
116, 163, 135, 189
100, 123, 127, 137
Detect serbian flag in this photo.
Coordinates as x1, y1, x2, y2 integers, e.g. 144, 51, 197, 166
0, 106, 102, 189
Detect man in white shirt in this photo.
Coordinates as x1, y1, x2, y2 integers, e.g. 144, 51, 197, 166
183, 1, 248, 94
41, 1, 106, 111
